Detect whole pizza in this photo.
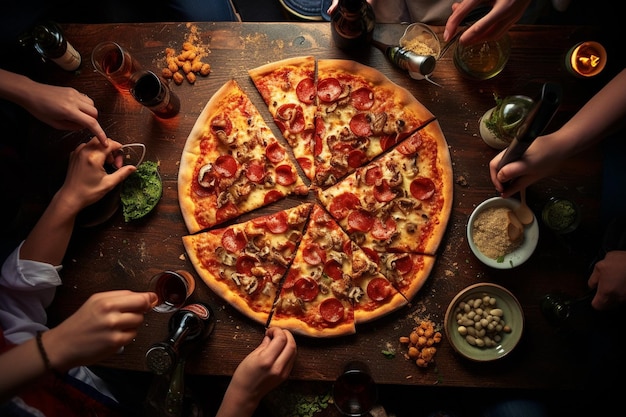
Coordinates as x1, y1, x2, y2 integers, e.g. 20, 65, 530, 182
178, 56, 453, 337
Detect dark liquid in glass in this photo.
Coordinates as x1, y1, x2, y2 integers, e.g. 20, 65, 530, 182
333, 370, 376, 416
102, 48, 123, 74
132, 72, 180, 119
156, 272, 188, 307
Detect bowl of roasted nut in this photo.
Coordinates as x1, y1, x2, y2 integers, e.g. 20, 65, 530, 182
467, 197, 539, 269
444, 283, 524, 362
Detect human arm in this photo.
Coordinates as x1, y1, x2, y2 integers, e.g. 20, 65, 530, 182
588, 251, 626, 310
20, 137, 135, 265
444, 0, 531, 44
490, 68, 626, 197
0, 290, 157, 402
0, 69, 108, 145
215, 327, 297, 417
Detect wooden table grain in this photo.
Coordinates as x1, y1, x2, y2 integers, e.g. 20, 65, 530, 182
15, 22, 621, 395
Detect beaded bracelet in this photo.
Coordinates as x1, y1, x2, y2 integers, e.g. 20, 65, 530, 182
35, 331, 54, 373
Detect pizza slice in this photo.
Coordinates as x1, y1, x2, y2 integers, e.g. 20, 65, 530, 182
182, 203, 312, 326
317, 121, 453, 255
248, 56, 317, 182
313, 59, 436, 187
178, 79, 309, 234
270, 204, 408, 335
365, 249, 436, 303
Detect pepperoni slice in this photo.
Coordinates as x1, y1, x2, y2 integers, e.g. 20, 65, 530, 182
317, 78, 342, 102
371, 216, 397, 240
351, 87, 375, 110
320, 298, 345, 323
380, 134, 399, 151
276, 104, 305, 134
222, 228, 247, 253
392, 254, 414, 275
296, 77, 316, 104
266, 211, 288, 234
275, 165, 297, 186
410, 177, 436, 200
349, 113, 372, 137
328, 192, 361, 220
293, 277, 319, 302
347, 209, 374, 232
210, 114, 232, 136
297, 157, 312, 177
302, 243, 325, 266
266, 142, 286, 164
245, 160, 266, 183
397, 134, 423, 156
236, 255, 257, 275
214, 155, 238, 178
264, 189, 284, 204
363, 165, 383, 186
361, 247, 380, 265
373, 180, 397, 202
367, 277, 392, 302
323, 259, 344, 280
216, 201, 239, 224
347, 149, 368, 169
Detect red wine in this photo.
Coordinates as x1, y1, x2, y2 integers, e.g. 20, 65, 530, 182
333, 364, 377, 416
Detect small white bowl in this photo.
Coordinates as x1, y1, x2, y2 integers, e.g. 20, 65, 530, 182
445, 283, 524, 362
467, 197, 539, 269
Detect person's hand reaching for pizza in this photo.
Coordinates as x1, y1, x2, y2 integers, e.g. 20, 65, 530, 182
215, 327, 297, 417
0, 69, 108, 145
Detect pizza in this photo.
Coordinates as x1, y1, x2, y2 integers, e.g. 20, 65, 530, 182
312, 59, 436, 187
316, 121, 454, 255
182, 203, 312, 326
248, 56, 317, 181
179, 57, 453, 337
178, 79, 308, 234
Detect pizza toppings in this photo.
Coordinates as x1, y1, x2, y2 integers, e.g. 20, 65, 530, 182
181, 58, 452, 337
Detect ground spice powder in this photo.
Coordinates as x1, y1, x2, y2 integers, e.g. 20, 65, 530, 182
472, 207, 523, 259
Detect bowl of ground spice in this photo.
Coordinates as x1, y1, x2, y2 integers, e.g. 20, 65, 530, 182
467, 197, 539, 269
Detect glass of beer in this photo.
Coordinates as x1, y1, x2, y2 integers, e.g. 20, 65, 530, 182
148, 270, 196, 313
91, 41, 142, 91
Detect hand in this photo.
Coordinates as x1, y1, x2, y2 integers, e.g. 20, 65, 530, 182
42, 290, 157, 372
55, 137, 136, 214
23, 82, 108, 146
588, 251, 626, 310
216, 327, 297, 417
489, 134, 562, 197
444, 0, 532, 44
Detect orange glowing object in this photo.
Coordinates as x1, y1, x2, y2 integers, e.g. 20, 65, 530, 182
567, 41, 607, 78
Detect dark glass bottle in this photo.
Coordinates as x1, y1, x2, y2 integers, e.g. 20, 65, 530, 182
145, 303, 216, 375
29, 21, 81, 71
330, 0, 375, 50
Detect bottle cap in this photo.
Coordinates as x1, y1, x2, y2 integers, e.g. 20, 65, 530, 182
407, 54, 437, 80
145, 343, 177, 375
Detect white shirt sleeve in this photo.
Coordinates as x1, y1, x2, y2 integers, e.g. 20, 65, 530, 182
0, 241, 62, 344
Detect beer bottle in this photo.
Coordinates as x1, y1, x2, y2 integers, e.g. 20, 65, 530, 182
330, 0, 375, 50
145, 303, 216, 375
26, 21, 82, 71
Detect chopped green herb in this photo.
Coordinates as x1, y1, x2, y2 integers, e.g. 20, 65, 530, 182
496, 255, 505, 263
120, 161, 162, 222
381, 349, 395, 359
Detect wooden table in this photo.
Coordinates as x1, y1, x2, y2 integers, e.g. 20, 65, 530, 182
12, 22, 621, 397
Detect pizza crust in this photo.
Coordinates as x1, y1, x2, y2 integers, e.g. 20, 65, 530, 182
181, 59, 454, 337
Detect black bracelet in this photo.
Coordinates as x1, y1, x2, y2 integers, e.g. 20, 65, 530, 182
35, 331, 54, 373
